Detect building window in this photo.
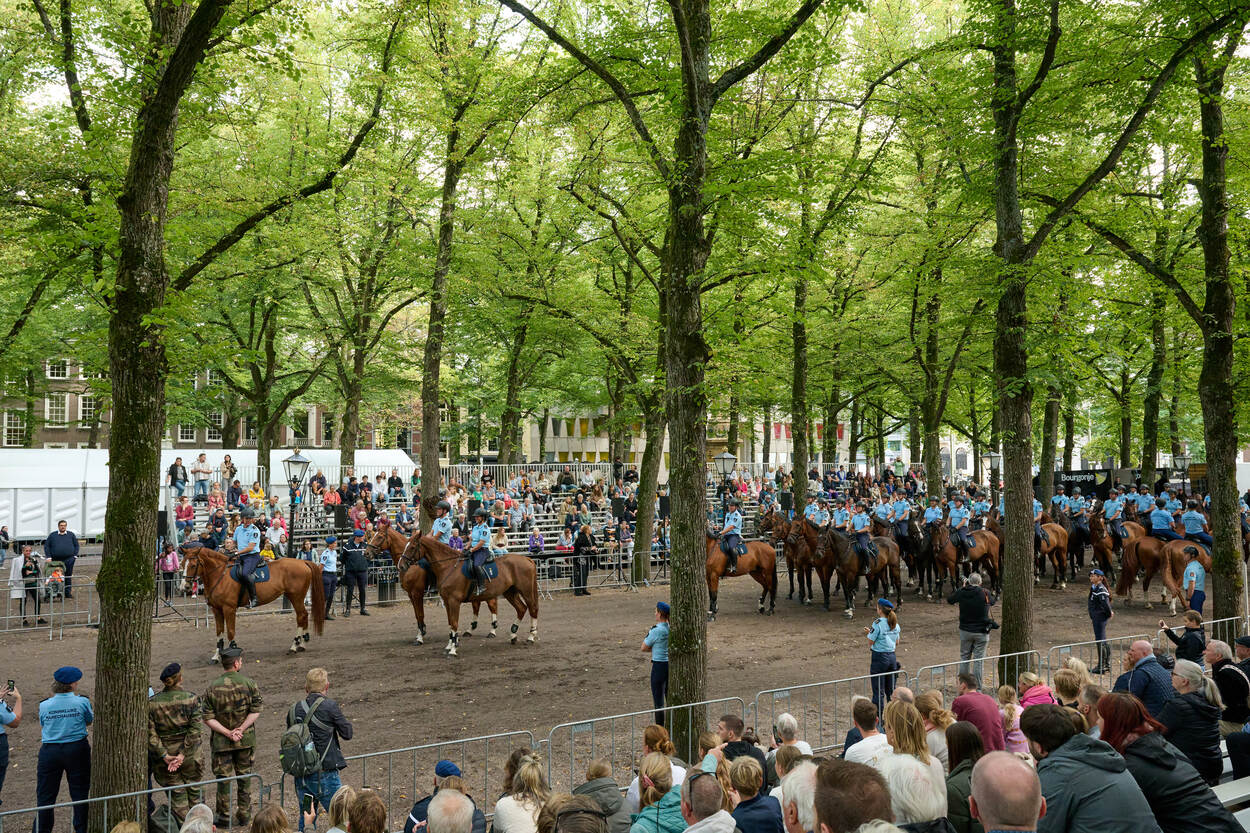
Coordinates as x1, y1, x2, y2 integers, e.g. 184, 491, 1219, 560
292, 410, 309, 441
207, 412, 223, 442
887, 440, 902, 452
550, 418, 561, 437
46, 393, 68, 427
205, 369, 223, 387
955, 449, 969, 470
179, 424, 197, 442
79, 394, 98, 424
46, 359, 69, 379
322, 414, 335, 444
3, 412, 24, 447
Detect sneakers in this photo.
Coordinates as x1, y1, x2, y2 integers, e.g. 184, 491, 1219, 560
360, 609, 370, 616
342, 609, 351, 617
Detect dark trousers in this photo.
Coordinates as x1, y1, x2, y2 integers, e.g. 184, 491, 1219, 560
1091, 614, 1110, 669
322, 575, 338, 615
1228, 731, 1250, 779
61, 556, 76, 596
161, 570, 178, 600
1190, 589, 1206, 614
650, 661, 669, 726
571, 556, 591, 592
21, 588, 40, 618
1150, 528, 1182, 542
343, 571, 367, 611
0, 733, 8, 807
869, 650, 897, 714
35, 738, 90, 833
1186, 532, 1214, 548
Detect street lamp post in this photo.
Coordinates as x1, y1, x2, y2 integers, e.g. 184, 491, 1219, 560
714, 451, 736, 523
988, 451, 1002, 508
1174, 453, 1191, 496
282, 449, 312, 551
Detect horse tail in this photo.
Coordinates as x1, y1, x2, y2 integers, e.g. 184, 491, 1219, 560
526, 558, 540, 622
309, 562, 326, 635
770, 546, 778, 598
1115, 541, 1137, 596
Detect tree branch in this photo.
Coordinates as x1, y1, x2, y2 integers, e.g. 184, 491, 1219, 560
1014, 0, 1060, 118
711, 0, 827, 105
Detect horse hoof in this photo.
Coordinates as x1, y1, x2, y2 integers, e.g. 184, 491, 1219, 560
412, 637, 425, 646
1144, 602, 1153, 610
447, 649, 458, 657
487, 631, 497, 638
510, 634, 518, 644
296, 643, 306, 652
289, 646, 298, 655
842, 610, 854, 619
527, 634, 536, 643
787, 592, 794, 600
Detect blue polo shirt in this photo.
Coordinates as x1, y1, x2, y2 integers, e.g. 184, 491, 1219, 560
1104, 497, 1121, 519
851, 513, 870, 532
1069, 497, 1087, 517
874, 503, 892, 521
0, 701, 15, 735
1181, 510, 1206, 535
867, 617, 900, 652
1136, 493, 1154, 512
892, 499, 910, 521
949, 505, 968, 528
430, 516, 452, 543
39, 692, 93, 743
320, 547, 338, 572
233, 524, 261, 555
1184, 560, 1206, 592
1150, 509, 1173, 531
923, 506, 943, 523
644, 622, 670, 662
470, 522, 490, 550
1032, 498, 1042, 517
723, 510, 743, 535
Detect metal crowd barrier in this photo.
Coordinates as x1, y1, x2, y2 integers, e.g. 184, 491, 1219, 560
545, 697, 746, 793
910, 650, 1043, 698
1154, 615, 1248, 656
753, 670, 910, 754
1045, 634, 1150, 687
0, 772, 266, 833
280, 731, 536, 829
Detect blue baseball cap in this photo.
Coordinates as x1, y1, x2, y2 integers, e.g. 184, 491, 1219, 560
1090, 569, 1105, 576
435, 760, 461, 778
354, 529, 365, 537
325, 535, 337, 544
877, 598, 895, 610
53, 666, 82, 684
656, 601, 670, 615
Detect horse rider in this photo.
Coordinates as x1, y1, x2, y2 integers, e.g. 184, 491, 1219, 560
1103, 488, 1126, 554
1148, 497, 1182, 542
968, 492, 988, 530
802, 495, 821, 526
1181, 500, 1213, 549
430, 500, 453, 545
1069, 487, 1090, 546
1050, 485, 1069, 519
1032, 494, 1048, 553
233, 507, 262, 608
923, 495, 943, 534
467, 508, 492, 596
1134, 484, 1154, 521
949, 494, 973, 561
851, 502, 876, 575
1164, 489, 1183, 517
831, 498, 850, 534
720, 498, 744, 572
892, 492, 912, 543
873, 494, 894, 530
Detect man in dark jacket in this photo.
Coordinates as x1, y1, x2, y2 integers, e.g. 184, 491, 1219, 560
947, 573, 996, 686
340, 529, 370, 617
1118, 728, 1241, 833
288, 667, 353, 832
44, 520, 79, 598
718, 714, 767, 788
1112, 640, 1175, 716
402, 760, 486, 833
1020, 705, 1161, 833
1206, 640, 1250, 735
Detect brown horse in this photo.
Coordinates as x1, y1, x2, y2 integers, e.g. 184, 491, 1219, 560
757, 510, 796, 598
365, 525, 499, 645
1083, 515, 1117, 581
705, 533, 778, 620
412, 532, 540, 656
1116, 534, 1206, 612
784, 518, 823, 604
823, 528, 902, 618
1035, 522, 1069, 589
180, 546, 324, 660
927, 525, 1001, 595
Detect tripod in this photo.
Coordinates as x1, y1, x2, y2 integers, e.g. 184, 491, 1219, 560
153, 536, 195, 623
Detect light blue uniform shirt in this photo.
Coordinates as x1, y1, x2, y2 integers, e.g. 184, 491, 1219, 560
893, 499, 910, 521
1104, 497, 1121, 519
644, 622, 670, 662
972, 499, 989, 518
39, 692, 92, 743
1032, 499, 1043, 518
723, 510, 743, 535
1051, 495, 1069, 511
874, 503, 892, 522
803, 503, 819, 522
851, 513, 870, 532
1135, 493, 1153, 512
470, 522, 490, 550
1069, 497, 1087, 517
810, 508, 829, 526
998, 497, 1005, 518
1149, 509, 1173, 531
867, 617, 900, 652
949, 505, 968, 528
923, 506, 943, 523
233, 524, 260, 555
1184, 560, 1206, 592
320, 547, 338, 572
1166, 496, 1183, 513
1181, 510, 1206, 535
0, 701, 14, 735
832, 508, 849, 528
430, 516, 452, 543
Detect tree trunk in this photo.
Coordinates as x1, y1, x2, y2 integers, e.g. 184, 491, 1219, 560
539, 407, 549, 461
339, 346, 365, 468
726, 395, 740, 459
969, 379, 982, 484
908, 403, 920, 472
632, 408, 665, 584
1141, 285, 1168, 477
762, 406, 771, 466
22, 370, 35, 447
923, 420, 941, 497
498, 313, 531, 464
1118, 376, 1132, 469
790, 267, 809, 507
1063, 403, 1075, 470
92, 2, 227, 827
1038, 386, 1059, 507
419, 151, 464, 528
822, 385, 840, 463
847, 399, 860, 474
1169, 336, 1183, 457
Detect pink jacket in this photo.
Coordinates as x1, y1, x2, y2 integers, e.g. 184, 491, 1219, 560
1020, 684, 1059, 709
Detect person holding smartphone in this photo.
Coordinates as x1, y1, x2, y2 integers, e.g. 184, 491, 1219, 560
0, 679, 22, 808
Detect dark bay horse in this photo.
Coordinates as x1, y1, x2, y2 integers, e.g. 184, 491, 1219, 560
366, 525, 499, 645
822, 529, 902, 618
757, 510, 796, 598
784, 518, 823, 605
1035, 520, 1069, 589
180, 546, 324, 660
412, 532, 540, 656
705, 533, 778, 620
926, 525, 1001, 595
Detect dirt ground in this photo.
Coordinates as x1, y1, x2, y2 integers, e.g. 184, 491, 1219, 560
0, 557, 1187, 830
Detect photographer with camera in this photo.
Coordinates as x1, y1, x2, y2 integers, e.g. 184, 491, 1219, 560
947, 572, 997, 686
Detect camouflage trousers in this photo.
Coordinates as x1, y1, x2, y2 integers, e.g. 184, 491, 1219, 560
151, 755, 203, 821
211, 747, 255, 822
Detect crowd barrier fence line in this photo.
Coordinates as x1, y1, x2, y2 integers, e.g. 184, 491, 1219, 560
1045, 634, 1150, 687
753, 669, 909, 754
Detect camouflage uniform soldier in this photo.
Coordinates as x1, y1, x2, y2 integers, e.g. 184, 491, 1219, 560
148, 662, 203, 821
202, 646, 262, 828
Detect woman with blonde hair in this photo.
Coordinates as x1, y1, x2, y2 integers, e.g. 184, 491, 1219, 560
494, 753, 552, 833
882, 700, 945, 787
626, 726, 685, 812
914, 690, 954, 772
629, 753, 684, 833
1061, 656, 1094, 686
325, 784, 356, 833
1017, 671, 1058, 708
1052, 668, 1083, 708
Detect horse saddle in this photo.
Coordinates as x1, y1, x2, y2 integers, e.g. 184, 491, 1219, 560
462, 559, 499, 581
719, 537, 747, 557
229, 562, 269, 584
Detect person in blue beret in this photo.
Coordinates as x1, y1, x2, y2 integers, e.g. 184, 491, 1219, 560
36, 666, 92, 833
642, 602, 671, 726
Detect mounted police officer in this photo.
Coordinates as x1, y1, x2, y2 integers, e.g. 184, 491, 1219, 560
970, 492, 990, 530
1149, 498, 1182, 541
1181, 499, 1213, 549
1069, 487, 1090, 550
851, 502, 876, 575
1104, 487, 1127, 553
949, 494, 973, 561
1050, 485, 1069, 518
1134, 485, 1154, 520
923, 495, 943, 532
873, 494, 893, 530
430, 500, 453, 544
1032, 494, 1047, 552
148, 661, 202, 822
720, 498, 744, 572
234, 507, 262, 608
467, 508, 492, 596
892, 492, 912, 543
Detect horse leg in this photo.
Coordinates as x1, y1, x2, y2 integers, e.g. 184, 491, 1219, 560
842, 573, 855, 619
290, 592, 308, 654
487, 598, 499, 638
708, 573, 720, 622
211, 607, 225, 662
465, 601, 480, 637
803, 565, 814, 605
225, 607, 238, 649
445, 596, 462, 657
410, 591, 427, 646
787, 550, 795, 599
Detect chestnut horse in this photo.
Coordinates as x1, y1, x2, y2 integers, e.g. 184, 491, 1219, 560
705, 532, 778, 620
365, 525, 498, 645
823, 528, 902, 618
1034, 521, 1069, 589
412, 532, 540, 656
1116, 534, 1206, 612
784, 517, 823, 605
180, 545, 324, 660
926, 525, 1001, 595
757, 509, 797, 599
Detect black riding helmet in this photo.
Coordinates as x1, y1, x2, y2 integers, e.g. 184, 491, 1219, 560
436, 500, 451, 514
1155, 497, 1167, 509
1187, 499, 1199, 510
1073, 487, 1082, 496
473, 507, 488, 519
729, 498, 741, 507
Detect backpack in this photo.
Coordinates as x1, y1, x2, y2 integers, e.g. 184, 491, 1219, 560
279, 696, 331, 777
149, 804, 180, 833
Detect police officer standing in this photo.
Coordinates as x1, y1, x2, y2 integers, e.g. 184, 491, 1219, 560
202, 646, 262, 829
319, 537, 340, 621
148, 661, 203, 822
234, 508, 262, 608
35, 666, 92, 833
641, 602, 670, 726
341, 529, 370, 617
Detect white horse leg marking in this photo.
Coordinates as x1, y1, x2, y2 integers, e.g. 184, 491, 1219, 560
528, 620, 537, 643
488, 618, 498, 638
